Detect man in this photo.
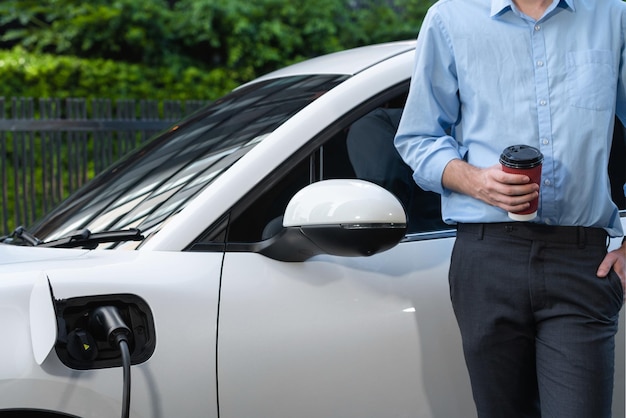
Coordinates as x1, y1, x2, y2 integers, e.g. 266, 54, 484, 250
394, 0, 626, 417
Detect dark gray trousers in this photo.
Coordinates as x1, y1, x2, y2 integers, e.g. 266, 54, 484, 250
450, 223, 623, 418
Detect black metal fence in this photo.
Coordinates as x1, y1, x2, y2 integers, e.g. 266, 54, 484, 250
0, 97, 209, 236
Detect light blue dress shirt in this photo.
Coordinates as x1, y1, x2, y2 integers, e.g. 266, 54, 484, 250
394, 0, 626, 236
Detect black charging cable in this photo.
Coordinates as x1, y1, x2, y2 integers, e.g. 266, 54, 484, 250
118, 337, 131, 418
90, 306, 132, 418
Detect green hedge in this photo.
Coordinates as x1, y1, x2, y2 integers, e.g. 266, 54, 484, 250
0, 0, 433, 101
0, 47, 238, 101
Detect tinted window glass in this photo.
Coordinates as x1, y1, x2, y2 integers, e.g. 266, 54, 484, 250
223, 93, 447, 246
220, 102, 624, 248
345, 107, 445, 233
30, 75, 348, 244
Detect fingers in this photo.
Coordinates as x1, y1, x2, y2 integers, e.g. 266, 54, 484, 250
597, 249, 626, 302
441, 161, 540, 213
477, 165, 539, 211
597, 253, 615, 278
490, 165, 533, 185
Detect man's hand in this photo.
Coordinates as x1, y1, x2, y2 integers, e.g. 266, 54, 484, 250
597, 242, 626, 299
442, 159, 539, 212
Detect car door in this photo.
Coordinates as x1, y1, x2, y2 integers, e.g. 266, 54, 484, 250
202, 87, 475, 417
217, 239, 472, 417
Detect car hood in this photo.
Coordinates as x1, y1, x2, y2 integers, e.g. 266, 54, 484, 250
0, 244, 89, 267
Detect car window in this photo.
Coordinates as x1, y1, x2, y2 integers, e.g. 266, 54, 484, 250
192, 94, 625, 251
212, 88, 447, 247
344, 106, 446, 233
28, 75, 348, 245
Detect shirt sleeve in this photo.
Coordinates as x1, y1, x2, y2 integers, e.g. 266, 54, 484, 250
394, 8, 467, 196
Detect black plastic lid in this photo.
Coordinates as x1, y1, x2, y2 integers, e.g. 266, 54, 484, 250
499, 145, 543, 168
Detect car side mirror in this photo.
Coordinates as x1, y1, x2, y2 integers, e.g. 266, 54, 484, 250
258, 179, 407, 262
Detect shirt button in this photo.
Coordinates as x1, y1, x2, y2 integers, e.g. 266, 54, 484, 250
544, 179, 551, 186
542, 138, 549, 145
535, 24, 541, 31
539, 100, 547, 106
537, 60, 544, 67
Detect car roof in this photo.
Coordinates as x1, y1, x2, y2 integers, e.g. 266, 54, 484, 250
247, 40, 416, 84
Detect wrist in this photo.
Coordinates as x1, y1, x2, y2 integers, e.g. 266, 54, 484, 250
442, 159, 479, 197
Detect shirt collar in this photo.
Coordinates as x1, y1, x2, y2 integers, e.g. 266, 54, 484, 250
490, 0, 575, 18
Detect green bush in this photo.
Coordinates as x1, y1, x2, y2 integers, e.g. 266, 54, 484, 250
0, 47, 237, 100
0, 0, 178, 66
0, 0, 434, 90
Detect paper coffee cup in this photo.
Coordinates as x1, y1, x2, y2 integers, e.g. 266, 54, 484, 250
499, 145, 543, 221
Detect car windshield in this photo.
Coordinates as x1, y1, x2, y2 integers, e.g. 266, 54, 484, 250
29, 74, 349, 245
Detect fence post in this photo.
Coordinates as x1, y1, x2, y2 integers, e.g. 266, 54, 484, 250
10, 97, 38, 229
92, 98, 113, 173
39, 98, 63, 214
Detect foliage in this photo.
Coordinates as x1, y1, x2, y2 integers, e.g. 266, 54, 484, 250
0, 0, 178, 66
0, 47, 237, 100
0, 0, 434, 87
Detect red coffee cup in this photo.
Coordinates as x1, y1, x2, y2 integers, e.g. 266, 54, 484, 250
499, 145, 543, 221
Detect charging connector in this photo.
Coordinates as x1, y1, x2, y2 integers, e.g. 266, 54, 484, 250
90, 306, 131, 346
90, 306, 132, 418
56, 295, 156, 415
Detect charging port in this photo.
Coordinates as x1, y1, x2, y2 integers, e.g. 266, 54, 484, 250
54, 294, 156, 370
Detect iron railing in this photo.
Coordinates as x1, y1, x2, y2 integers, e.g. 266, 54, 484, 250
0, 97, 209, 236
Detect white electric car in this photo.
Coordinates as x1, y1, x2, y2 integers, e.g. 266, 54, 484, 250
0, 41, 624, 418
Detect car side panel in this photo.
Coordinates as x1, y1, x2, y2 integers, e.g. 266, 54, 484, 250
217, 236, 476, 418
0, 250, 222, 418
